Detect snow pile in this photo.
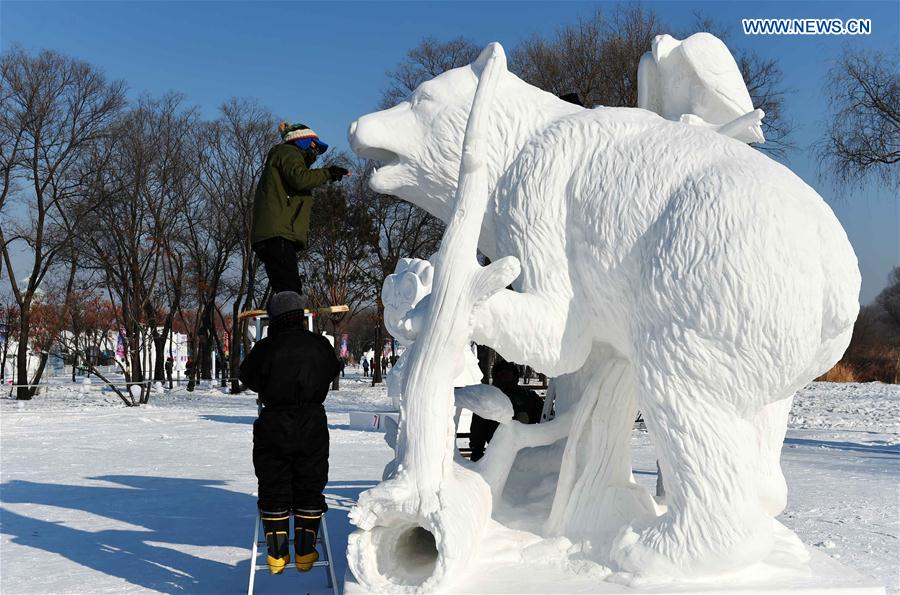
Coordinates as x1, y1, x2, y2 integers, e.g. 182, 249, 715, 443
791, 382, 900, 436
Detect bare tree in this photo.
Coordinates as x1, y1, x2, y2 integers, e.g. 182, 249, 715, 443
511, 8, 793, 156
182, 140, 240, 387
81, 94, 196, 404
0, 297, 15, 381
303, 180, 375, 389
198, 98, 277, 392
817, 47, 899, 189
874, 267, 900, 345
381, 36, 481, 108
0, 48, 126, 399
351, 160, 444, 385
734, 52, 793, 157
510, 7, 661, 108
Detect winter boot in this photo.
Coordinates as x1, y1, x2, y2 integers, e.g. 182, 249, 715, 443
293, 509, 322, 571
260, 509, 291, 574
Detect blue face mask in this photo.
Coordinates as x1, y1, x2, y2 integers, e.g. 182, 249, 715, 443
292, 138, 329, 154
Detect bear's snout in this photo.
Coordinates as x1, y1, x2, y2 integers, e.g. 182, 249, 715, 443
349, 115, 396, 163
349, 104, 420, 165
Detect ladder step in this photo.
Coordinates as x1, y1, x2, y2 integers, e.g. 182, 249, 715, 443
254, 560, 331, 571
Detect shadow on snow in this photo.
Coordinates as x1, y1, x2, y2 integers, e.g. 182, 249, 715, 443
0, 475, 375, 594
783, 437, 900, 456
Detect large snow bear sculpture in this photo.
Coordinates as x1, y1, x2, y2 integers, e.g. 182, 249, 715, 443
348, 40, 859, 588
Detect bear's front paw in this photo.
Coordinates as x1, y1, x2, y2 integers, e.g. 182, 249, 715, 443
381, 258, 434, 343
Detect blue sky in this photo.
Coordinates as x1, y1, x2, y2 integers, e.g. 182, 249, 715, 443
2, 1, 897, 302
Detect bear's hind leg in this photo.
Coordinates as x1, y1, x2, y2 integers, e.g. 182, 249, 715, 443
753, 396, 792, 516
612, 345, 775, 578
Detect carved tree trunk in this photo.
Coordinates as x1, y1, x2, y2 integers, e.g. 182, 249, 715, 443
347, 44, 520, 593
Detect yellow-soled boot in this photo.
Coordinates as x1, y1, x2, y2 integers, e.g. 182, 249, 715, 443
261, 510, 291, 574
293, 509, 322, 571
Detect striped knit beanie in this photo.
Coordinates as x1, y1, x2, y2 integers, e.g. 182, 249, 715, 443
278, 122, 328, 153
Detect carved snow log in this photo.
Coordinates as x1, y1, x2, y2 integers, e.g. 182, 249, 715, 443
546, 352, 658, 547
346, 43, 521, 593
457, 382, 575, 502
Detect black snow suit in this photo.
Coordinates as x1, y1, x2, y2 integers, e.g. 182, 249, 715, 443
469, 384, 544, 462
239, 311, 341, 511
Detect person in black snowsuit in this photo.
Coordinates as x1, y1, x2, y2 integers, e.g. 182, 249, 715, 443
165, 357, 174, 389
185, 357, 195, 392
469, 360, 544, 462
239, 291, 341, 575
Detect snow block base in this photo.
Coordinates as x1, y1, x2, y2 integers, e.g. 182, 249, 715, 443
343, 521, 886, 594
347, 411, 399, 432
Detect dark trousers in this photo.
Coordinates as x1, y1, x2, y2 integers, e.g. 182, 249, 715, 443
254, 237, 303, 294
253, 405, 329, 512
469, 413, 499, 462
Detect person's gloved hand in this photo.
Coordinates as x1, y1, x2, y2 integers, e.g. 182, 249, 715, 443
327, 166, 350, 182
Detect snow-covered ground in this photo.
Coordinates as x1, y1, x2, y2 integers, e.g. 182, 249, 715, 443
1, 373, 897, 594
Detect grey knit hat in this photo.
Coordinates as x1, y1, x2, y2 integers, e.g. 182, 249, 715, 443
268, 291, 305, 318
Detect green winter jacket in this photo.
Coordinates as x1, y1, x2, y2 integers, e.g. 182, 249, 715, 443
251, 143, 331, 248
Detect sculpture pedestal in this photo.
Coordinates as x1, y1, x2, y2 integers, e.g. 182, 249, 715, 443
344, 520, 885, 594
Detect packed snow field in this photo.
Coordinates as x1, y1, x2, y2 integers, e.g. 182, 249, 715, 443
1, 372, 897, 594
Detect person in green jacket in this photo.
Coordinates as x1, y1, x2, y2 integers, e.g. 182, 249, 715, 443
251, 122, 349, 294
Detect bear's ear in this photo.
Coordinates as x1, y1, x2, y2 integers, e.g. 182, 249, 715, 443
472, 42, 508, 78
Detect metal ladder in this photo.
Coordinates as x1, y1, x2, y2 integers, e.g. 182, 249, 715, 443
247, 512, 339, 595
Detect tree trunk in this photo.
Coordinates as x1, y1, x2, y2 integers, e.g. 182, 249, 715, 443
1, 334, 9, 382
140, 329, 151, 404
29, 351, 50, 398
126, 322, 144, 405
152, 330, 167, 382
331, 318, 342, 390
71, 333, 78, 383
15, 309, 31, 400
168, 336, 174, 390
371, 299, 384, 386
212, 326, 227, 388
198, 303, 215, 380
230, 300, 243, 394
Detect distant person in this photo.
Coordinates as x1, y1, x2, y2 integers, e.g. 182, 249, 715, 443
240, 291, 341, 575
362, 358, 370, 378
469, 360, 544, 462
381, 358, 388, 376
185, 356, 195, 392
340, 359, 346, 378
250, 122, 349, 294
165, 357, 174, 388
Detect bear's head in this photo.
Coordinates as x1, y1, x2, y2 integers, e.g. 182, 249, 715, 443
349, 44, 581, 225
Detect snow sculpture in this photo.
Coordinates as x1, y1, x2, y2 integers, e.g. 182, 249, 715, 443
638, 33, 765, 143
347, 36, 860, 592
383, 258, 481, 410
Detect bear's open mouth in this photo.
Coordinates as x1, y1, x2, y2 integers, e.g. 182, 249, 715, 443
355, 146, 400, 165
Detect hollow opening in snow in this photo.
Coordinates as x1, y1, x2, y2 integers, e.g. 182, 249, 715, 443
388, 525, 438, 583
